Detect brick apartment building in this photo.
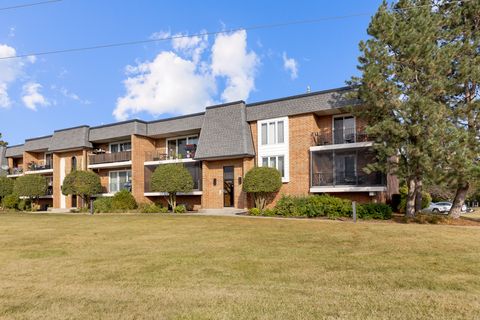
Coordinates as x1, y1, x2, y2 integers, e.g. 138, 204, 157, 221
4, 87, 398, 211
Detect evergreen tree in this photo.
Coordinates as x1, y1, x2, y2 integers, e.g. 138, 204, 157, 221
437, 1, 480, 218
349, 0, 451, 217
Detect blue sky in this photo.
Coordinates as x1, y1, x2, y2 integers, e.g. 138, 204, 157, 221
0, 0, 383, 145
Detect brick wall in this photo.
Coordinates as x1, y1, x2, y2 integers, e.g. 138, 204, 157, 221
131, 134, 156, 204
201, 158, 252, 209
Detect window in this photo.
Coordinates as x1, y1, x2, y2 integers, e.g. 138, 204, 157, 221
109, 170, 132, 193
261, 155, 285, 178
333, 116, 356, 144
110, 141, 131, 153
167, 135, 198, 158
260, 119, 285, 145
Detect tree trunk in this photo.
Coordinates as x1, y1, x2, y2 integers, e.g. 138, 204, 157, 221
415, 177, 423, 214
406, 177, 416, 218
449, 182, 469, 219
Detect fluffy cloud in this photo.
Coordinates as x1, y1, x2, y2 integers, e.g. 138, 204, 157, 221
211, 30, 259, 102
22, 82, 49, 110
282, 52, 298, 80
114, 52, 215, 121
0, 43, 37, 108
114, 30, 260, 120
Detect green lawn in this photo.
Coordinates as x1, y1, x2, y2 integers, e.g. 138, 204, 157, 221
0, 213, 479, 319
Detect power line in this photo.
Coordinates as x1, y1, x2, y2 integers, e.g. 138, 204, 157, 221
0, 0, 471, 61
0, 0, 62, 11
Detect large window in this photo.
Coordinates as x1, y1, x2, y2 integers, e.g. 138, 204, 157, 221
261, 155, 285, 178
260, 120, 285, 145
167, 135, 198, 158
110, 141, 131, 153
109, 170, 132, 193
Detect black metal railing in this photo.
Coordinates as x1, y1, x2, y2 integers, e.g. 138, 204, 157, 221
145, 146, 197, 162
312, 170, 385, 187
88, 151, 131, 165
312, 127, 369, 146
27, 161, 52, 171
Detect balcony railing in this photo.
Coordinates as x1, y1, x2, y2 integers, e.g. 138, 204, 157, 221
311, 171, 385, 187
27, 161, 52, 171
312, 127, 369, 146
89, 151, 131, 165
8, 167, 23, 175
145, 146, 197, 162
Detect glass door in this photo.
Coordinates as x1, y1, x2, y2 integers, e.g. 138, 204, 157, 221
223, 166, 234, 207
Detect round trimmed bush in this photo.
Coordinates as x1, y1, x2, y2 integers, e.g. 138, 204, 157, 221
111, 190, 137, 211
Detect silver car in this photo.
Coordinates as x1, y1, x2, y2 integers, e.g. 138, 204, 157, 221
425, 202, 468, 214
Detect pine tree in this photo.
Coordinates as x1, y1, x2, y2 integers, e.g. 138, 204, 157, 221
350, 0, 451, 217
437, 1, 480, 218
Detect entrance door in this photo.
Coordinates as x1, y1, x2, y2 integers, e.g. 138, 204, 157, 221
223, 166, 234, 207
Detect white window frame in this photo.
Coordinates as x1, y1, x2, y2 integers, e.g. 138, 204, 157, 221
166, 135, 199, 156
108, 170, 132, 193
332, 114, 356, 143
257, 117, 289, 183
261, 155, 286, 178
258, 118, 286, 146
109, 141, 132, 153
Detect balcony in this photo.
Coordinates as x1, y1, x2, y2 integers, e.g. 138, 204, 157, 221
312, 171, 385, 187
145, 145, 197, 163
88, 151, 132, 168
310, 149, 386, 192
312, 127, 369, 146
25, 161, 53, 174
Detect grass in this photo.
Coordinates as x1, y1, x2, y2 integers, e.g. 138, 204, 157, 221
0, 213, 479, 319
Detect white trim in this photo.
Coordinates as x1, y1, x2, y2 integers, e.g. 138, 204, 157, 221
166, 135, 199, 158
144, 158, 199, 166
109, 140, 131, 153
88, 160, 132, 169
257, 116, 289, 182
6, 173, 24, 178
144, 191, 203, 196
108, 169, 132, 194
310, 141, 373, 152
310, 186, 386, 193
24, 169, 54, 175
93, 193, 115, 197
60, 158, 66, 209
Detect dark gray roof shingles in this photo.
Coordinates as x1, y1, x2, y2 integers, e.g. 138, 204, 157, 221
195, 102, 255, 160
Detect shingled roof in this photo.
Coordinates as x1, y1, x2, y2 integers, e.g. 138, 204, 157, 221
195, 101, 255, 160
246, 86, 358, 121
49, 126, 92, 152
24, 135, 52, 152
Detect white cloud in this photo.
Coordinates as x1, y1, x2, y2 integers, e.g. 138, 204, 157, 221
211, 30, 259, 102
114, 29, 260, 121
282, 52, 298, 80
114, 51, 215, 121
22, 82, 49, 110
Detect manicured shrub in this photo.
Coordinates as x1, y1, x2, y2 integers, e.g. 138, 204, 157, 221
357, 203, 392, 220
2, 194, 19, 210
111, 190, 137, 211
93, 197, 112, 213
248, 208, 262, 216
173, 204, 187, 213
0, 177, 14, 202
274, 194, 352, 219
138, 203, 168, 214
61, 170, 102, 208
151, 164, 193, 211
243, 167, 282, 210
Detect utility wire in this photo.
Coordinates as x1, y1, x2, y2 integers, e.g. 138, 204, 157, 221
0, 0, 62, 11
0, 0, 471, 61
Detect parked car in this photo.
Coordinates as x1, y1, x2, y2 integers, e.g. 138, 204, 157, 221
425, 202, 469, 214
